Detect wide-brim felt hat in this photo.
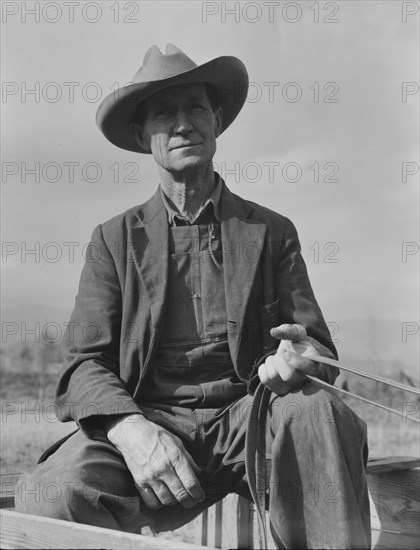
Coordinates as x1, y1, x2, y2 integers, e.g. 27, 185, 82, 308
96, 44, 249, 154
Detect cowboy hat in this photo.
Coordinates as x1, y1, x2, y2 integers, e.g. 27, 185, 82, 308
96, 44, 249, 154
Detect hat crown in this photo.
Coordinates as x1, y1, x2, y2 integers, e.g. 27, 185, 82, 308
132, 43, 197, 84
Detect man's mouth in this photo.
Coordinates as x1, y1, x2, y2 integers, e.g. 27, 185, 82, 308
171, 143, 201, 150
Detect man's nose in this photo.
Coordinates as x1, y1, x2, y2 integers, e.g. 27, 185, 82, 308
174, 110, 193, 134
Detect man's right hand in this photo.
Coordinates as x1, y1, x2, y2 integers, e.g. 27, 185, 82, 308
107, 414, 205, 510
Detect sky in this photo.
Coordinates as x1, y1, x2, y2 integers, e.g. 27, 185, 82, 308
1, 1, 419, 369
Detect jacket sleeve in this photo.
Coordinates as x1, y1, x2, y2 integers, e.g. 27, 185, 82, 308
55, 224, 144, 426
274, 217, 339, 385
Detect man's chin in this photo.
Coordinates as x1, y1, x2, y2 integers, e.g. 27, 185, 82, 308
168, 156, 212, 175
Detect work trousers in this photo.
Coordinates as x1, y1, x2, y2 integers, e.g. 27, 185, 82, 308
16, 383, 371, 549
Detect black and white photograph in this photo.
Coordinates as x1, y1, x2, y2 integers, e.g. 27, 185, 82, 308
1, 1, 419, 548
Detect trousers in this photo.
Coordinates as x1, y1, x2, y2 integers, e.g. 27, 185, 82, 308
16, 383, 371, 549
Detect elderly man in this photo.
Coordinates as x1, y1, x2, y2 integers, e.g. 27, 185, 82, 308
16, 45, 370, 549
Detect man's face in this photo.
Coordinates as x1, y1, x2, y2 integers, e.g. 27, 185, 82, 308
133, 83, 222, 176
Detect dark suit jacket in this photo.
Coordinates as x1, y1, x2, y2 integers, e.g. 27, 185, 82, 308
55, 182, 338, 425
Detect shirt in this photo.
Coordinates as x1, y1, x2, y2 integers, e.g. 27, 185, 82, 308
142, 178, 247, 408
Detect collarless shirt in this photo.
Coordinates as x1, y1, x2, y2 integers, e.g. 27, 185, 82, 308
159, 175, 223, 226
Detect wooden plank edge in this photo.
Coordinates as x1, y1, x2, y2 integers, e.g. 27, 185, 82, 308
0, 495, 15, 509
201, 507, 208, 546
366, 457, 420, 474
214, 500, 223, 548
371, 528, 420, 550
0, 510, 215, 550
236, 496, 253, 549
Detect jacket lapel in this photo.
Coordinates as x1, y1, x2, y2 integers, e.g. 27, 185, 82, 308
130, 188, 169, 332
220, 186, 267, 365
129, 183, 268, 378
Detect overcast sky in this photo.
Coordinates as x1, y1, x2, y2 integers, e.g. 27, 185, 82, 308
1, 1, 419, 367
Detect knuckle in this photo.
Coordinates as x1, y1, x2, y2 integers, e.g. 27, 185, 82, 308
153, 461, 169, 478
258, 364, 267, 379
174, 489, 190, 502
168, 450, 183, 466
185, 478, 200, 492
136, 474, 151, 486
160, 495, 176, 506
265, 355, 273, 366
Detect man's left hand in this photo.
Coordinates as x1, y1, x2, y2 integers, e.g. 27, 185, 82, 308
258, 324, 322, 396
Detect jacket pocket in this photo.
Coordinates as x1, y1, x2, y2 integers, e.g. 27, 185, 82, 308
259, 298, 279, 354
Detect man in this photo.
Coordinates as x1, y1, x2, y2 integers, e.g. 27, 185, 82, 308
16, 44, 371, 549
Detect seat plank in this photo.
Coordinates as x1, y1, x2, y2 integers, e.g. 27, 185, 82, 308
0, 510, 214, 550
371, 529, 420, 550
1, 456, 419, 549
0, 474, 20, 510
366, 457, 420, 474
368, 468, 420, 537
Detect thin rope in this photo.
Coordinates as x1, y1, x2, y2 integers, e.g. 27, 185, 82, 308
303, 354, 420, 396
304, 374, 420, 424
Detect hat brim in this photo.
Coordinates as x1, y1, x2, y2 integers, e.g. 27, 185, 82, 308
96, 56, 249, 154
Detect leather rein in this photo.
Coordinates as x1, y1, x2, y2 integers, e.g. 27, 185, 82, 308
245, 351, 420, 549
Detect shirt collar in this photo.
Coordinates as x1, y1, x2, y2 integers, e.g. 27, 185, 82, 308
160, 173, 222, 225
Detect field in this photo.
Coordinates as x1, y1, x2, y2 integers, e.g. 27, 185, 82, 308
1, 344, 419, 544
2, 394, 419, 476
1, 342, 419, 472
1, 342, 419, 470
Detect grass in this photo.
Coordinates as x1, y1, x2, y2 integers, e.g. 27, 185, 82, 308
1, 395, 418, 473
0, 403, 76, 473
0, 401, 201, 545
337, 374, 420, 458
1, 357, 418, 545
1, 396, 417, 546
1, 358, 419, 471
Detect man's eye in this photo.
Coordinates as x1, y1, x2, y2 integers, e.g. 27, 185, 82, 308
191, 103, 205, 110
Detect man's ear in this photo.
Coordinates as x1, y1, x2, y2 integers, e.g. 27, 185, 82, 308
130, 122, 151, 152
214, 107, 223, 138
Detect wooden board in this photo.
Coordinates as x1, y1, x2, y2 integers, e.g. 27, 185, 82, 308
368, 468, 420, 537
366, 457, 420, 474
0, 474, 20, 509
236, 494, 253, 549
2, 457, 419, 549
0, 510, 214, 550
371, 529, 420, 550
213, 461, 420, 550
